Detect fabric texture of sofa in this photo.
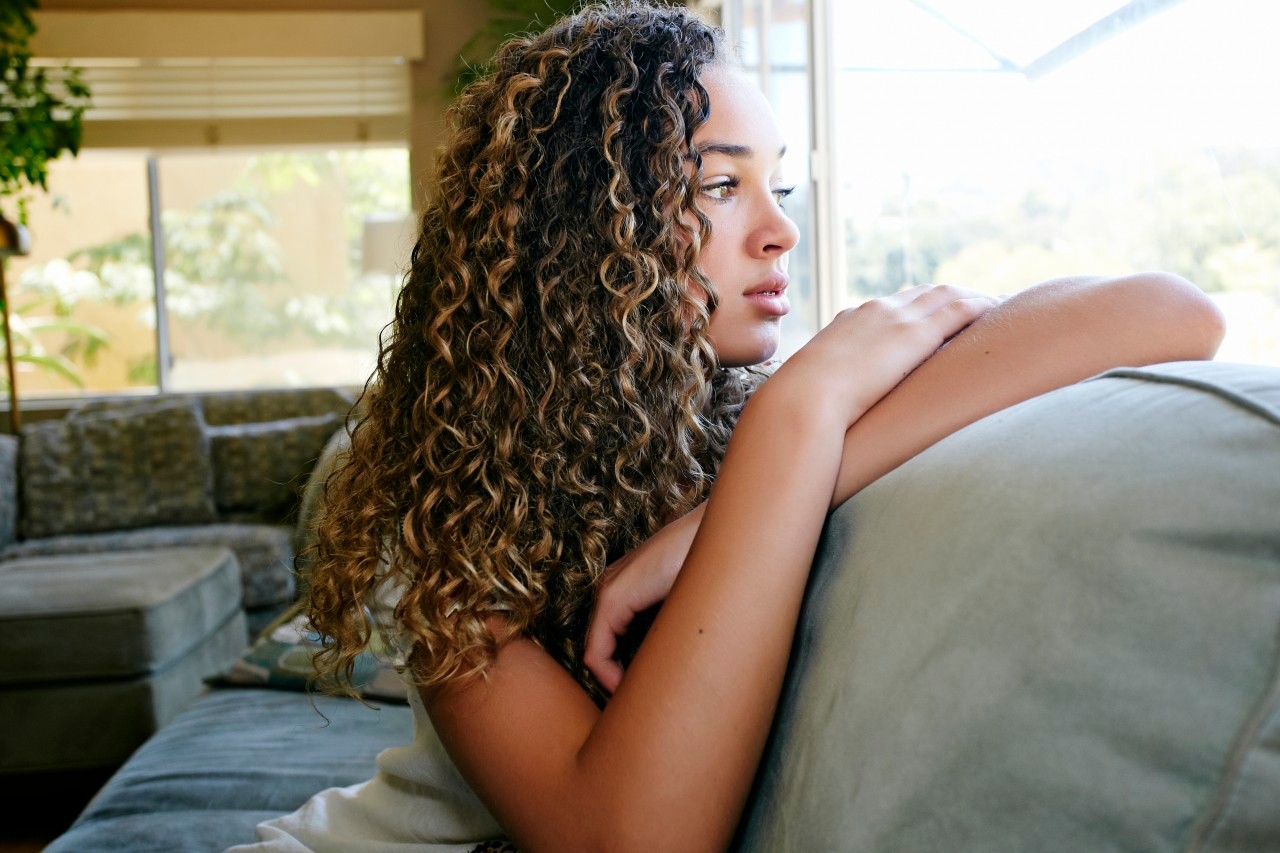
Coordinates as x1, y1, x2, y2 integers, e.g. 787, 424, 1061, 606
46, 360, 1280, 852
0, 388, 354, 775
0, 547, 248, 773
0, 387, 354, 621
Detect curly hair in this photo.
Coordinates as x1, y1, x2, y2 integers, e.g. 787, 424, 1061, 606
309, 1, 764, 704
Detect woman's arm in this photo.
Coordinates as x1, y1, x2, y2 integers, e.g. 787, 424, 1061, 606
423, 286, 995, 853
585, 272, 1225, 689
830, 272, 1224, 502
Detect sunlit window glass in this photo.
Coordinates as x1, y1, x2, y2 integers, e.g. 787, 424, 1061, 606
9, 152, 157, 399
832, 0, 1279, 364
722, 0, 816, 358
155, 148, 411, 390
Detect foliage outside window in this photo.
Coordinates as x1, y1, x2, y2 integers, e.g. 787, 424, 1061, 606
10, 148, 412, 397
830, 0, 1279, 364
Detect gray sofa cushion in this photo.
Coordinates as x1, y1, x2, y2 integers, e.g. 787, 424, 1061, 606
20, 399, 216, 539
2, 523, 296, 609
0, 610, 247, 773
0, 547, 242, 684
46, 688, 412, 853
738, 361, 1280, 851
208, 414, 342, 517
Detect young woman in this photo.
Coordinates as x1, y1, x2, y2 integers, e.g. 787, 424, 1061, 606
237, 3, 1225, 851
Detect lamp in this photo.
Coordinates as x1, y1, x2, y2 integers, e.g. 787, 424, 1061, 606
361, 213, 416, 304
0, 214, 31, 434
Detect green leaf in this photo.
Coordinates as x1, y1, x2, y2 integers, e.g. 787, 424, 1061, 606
13, 352, 84, 388
0, 1, 93, 219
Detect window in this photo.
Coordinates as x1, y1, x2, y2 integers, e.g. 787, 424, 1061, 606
8, 152, 156, 398
2, 8, 425, 403
157, 148, 411, 391
715, 0, 818, 358
10, 147, 411, 398
714, 0, 1280, 365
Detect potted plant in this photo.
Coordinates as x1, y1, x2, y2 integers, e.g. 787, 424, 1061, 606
0, 0, 91, 430
451, 0, 583, 94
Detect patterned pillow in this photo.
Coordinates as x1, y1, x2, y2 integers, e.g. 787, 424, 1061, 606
292, 426, 352, 578
207, 414, 342, 518
208, 600, 408, 703
20, 400, 217, 539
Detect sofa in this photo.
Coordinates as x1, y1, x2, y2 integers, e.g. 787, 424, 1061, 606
45, 360, 1280, 851
0, 388, 353, 775
1, 387, 354, 627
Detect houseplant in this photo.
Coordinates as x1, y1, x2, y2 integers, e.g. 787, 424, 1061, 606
0, 0, 91, 429
451, 0, 582, 94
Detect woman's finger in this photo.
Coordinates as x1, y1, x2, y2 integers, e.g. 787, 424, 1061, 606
930, 295, 1001, 336
880, 282, 935, 306
903, 283, 992, 314
585, 589, 636, 693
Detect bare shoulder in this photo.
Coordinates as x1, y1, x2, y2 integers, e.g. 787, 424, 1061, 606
417, 620, 601, 851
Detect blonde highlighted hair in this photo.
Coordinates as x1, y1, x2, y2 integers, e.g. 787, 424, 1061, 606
309, 1, 763, 704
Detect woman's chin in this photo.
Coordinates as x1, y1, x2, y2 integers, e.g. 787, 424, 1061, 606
713, 331, 781, 368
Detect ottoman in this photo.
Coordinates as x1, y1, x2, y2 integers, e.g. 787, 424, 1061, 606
0, 547, 247, 773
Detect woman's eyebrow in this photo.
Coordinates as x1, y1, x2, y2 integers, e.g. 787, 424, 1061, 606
695, 141, 788, 159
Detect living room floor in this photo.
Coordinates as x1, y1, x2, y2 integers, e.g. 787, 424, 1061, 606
0, 767, 111, 851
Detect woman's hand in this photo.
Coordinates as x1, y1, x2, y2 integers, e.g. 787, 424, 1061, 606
774, 284, 1001, 426
585, 502, 706, 694
583, 286, 997, 694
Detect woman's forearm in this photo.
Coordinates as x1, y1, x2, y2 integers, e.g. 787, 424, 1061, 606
830, 272, 1226, 505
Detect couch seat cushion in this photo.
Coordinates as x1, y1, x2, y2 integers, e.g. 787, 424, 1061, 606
3, 523, 296, 609
46, 688, 411, 853
0, 611, 247, 773
0, 547, 242, 684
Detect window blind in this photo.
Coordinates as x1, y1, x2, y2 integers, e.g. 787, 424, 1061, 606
29, 11, 422, 148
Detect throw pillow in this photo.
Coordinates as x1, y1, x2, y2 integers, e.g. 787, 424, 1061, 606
292, 426, 352, 585
208, 600, 408, 703
20, 400, 217, 539
206, 414, 342, 518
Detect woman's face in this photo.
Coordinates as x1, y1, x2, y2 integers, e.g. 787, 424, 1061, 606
692, 67, 801, 368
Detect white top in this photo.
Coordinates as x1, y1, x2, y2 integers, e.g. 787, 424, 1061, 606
225, 687, 505, 853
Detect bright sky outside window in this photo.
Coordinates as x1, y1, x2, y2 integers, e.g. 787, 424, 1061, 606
832, 0, 1280, 363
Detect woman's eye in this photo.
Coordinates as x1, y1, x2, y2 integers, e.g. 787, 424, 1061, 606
773, 185, 796, 206
702, 179, 737, 201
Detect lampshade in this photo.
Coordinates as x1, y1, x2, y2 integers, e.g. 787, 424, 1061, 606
361, 213, 416, 277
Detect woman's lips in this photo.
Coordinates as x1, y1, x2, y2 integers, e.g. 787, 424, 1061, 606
745, 276, 790, 317
744, 290, 790, 317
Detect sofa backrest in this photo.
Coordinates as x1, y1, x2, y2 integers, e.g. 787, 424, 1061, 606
14, 388, 355, 541
70, 388, 354, 427
738, 360, 1280, 851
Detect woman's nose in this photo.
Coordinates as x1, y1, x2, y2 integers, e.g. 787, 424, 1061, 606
754, 198, 801, 258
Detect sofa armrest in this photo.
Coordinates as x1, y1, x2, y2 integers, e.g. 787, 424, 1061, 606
0, 433, 19, 549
